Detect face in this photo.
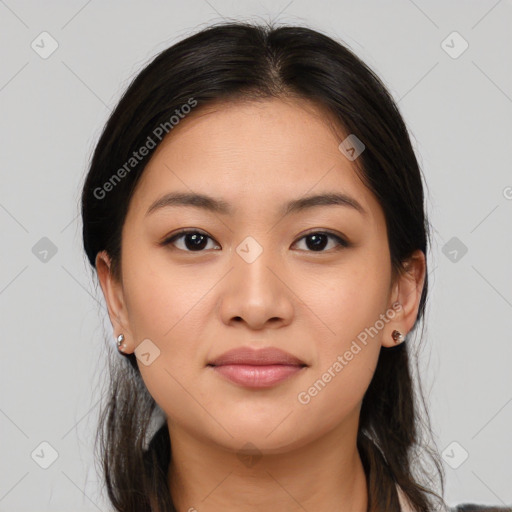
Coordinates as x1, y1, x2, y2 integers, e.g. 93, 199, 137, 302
97, 97, 425, 455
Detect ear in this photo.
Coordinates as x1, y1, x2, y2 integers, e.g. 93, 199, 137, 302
96, 250, 133, 354
382, 249, 426, 348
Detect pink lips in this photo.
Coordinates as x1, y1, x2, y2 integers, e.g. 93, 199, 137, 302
207, 346, 307, 388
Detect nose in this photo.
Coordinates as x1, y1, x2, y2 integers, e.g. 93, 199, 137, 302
218, 240, 294, 330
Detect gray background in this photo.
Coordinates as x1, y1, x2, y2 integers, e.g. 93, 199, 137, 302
1, 1, 511, 510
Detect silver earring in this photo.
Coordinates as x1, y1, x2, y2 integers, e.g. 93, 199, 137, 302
391, 330, 405, 344
116, 334, 127, 352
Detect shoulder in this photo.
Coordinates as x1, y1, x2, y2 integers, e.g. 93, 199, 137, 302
450, 505, 512, 511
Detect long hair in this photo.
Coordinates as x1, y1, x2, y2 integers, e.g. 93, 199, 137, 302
81, 21, 446, 511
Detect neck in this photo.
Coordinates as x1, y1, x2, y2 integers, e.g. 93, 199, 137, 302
167, 420, 368, 512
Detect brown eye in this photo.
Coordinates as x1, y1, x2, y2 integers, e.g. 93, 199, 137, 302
162, 230, 220, 252
161, 229, 349, 253
293, 231, 349, 252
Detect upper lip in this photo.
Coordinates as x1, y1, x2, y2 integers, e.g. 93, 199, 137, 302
208, 347, 307, 367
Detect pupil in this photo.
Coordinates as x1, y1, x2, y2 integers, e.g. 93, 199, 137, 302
182, 233, 328, 251
307, 234, 327, 251
186, 233, 207, 250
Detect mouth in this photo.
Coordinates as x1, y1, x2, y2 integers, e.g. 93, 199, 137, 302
207, 363, 307, 388
207, 346, 307, 367
206, 346, 308, 388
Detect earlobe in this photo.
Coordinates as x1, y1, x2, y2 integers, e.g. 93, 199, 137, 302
391, 329, 405, 344
95, 251, 132, 353
382, 250, 426, 348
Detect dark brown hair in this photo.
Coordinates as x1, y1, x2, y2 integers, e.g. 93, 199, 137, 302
82, 20, 446, 512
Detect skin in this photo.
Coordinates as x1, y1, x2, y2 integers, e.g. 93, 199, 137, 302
96, 97, 426, 512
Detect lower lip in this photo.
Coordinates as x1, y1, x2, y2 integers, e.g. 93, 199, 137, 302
209, 364, 305, 388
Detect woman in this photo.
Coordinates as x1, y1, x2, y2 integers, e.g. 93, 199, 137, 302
81, 21, 510, 512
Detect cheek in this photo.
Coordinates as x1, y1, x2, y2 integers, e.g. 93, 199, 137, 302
291, 352, 377, 450
123, 243, 219, 392
120, 249, 213, 420
303, 254, 389, 346
121, 242, 211, 341
292, 254, 388, 411
292, 290, 383, 440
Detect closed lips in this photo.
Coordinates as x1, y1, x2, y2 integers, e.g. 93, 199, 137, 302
207, 346, 307, 367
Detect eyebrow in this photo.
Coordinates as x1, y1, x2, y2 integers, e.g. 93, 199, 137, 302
145, 191, 367, 217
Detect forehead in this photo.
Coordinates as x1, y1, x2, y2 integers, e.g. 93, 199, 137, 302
129, 98, 383, 224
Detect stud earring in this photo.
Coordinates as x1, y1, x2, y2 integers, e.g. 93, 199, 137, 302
116, 334, 127, 352
391, 329, 405, 344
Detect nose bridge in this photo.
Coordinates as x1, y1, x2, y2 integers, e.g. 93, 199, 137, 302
234, 233, 280, 297
219, 234, 293, 328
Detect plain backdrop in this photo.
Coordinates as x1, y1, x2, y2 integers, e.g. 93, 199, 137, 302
1, 1, 511, 510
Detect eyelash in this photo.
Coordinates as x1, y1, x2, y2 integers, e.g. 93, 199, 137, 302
160, 229, 350, 253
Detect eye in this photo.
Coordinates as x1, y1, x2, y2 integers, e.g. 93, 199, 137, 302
161, 229, 350, 253
161, 229, 220, 252
292, 231, 350, 252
